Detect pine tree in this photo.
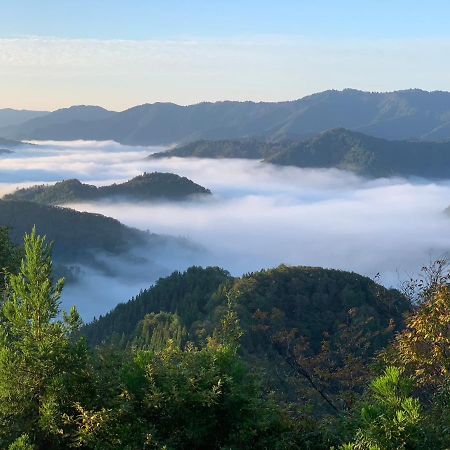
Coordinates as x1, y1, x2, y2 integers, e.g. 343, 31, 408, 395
341, 367, 434, 450
0, 228, 88, 449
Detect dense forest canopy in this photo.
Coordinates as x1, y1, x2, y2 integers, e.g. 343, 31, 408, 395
82, 265, 411, 412
4, 172, 211, 205
151, 128, 450, 178
0, 228, 447, 448
0, 200, 177, 265
149, 139, 277, 160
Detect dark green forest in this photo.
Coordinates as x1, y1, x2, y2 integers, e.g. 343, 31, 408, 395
152, 128, 450, 178
0, 228, 448, 449
149, 139, 277, 160
0, 200, 164, 262
4, 172, 211, 205
0, 200, 196, 284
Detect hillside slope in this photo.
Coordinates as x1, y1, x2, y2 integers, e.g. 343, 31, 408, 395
1, 105, 115, 140
152, 128, 450, 178
82, 265, 410, 410
4, 172, 211, 205
0, 200, 178, 265
6, 89, 450, 144
0, 108, 49, 128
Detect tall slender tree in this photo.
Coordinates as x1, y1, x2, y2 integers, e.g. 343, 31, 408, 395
0, 228, 87, 449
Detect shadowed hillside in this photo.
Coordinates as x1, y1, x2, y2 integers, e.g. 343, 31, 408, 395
82, 264, 410, 411
6, 89, 450, 144
151, 128, 450, 178
4, 172, 211, 205
0, 200, 186, 265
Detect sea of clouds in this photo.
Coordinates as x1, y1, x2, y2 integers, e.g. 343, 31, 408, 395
2, 141, 450, 319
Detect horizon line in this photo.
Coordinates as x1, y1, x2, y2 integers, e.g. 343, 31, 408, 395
2, 87, 449, 113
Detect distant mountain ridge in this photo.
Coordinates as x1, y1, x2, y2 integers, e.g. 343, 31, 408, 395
0, 105, 115, 141
0, 108, 49, 128
151, 128, 450, 178
6, 89, 450, 144
0, 137, 27, 148
4, 172, 211, 205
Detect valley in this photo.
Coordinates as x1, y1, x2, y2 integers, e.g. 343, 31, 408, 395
1, 2, 449, 447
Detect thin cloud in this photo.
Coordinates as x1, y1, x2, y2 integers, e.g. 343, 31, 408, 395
2, 36, 450, 109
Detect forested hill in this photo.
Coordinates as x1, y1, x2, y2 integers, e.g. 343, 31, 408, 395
0, 105, 114, 140
0, 218, 448, 448
82, 264, 410, 410
149, 139, 276, 160
83, 266, 233, 345
4, 172, 211, 205
151, 128, 450, 178
7, 89, 450, 144
83, 264, 409, 351
0, 200, 175, 264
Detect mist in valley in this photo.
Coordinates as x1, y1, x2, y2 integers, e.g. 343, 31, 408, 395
2, 140, 450, 320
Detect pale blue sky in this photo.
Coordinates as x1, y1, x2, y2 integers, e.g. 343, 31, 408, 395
1, 1, 449, 110
2, 0, 449, 40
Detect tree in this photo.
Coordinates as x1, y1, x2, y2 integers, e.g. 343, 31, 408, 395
68, 300, 307, 449
341, 367, 434, 450
0, 226, 22, 291
0, 228, 88, 449
132, 312, 187, 351
388, 285, 450, 390
400, 258, 450, 305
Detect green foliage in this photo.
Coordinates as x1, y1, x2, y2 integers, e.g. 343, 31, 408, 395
66, 298, 307, 449
82, 266, 232, 347
0, 200, 163, 263
153, 128, 450, 178
133, 312, 187, 351
389, 285, 450, 390
8, 434, 35, 450
429, 381, 450, 449
0, 228, 88, 449
150, 138, 277, 160
341, 367, 435, 450
83, 265, 409, 416
68, 339, 302, 450
377, 283, 450, 449
1, 230, 448, 449
0, 226, 22, 289
4, 172, 211, 205
226, 265, 409, 412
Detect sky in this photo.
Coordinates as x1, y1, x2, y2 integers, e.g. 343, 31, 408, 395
1, 1, 450, 110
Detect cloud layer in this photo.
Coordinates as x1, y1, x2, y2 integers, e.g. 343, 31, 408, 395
2, 36, 450, 110
3, 141, 450, 319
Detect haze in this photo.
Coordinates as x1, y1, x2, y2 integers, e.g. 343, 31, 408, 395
3, 1, 450, 110
2, 141, 450, 319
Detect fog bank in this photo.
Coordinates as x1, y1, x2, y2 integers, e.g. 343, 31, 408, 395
2, 141, 450, 319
